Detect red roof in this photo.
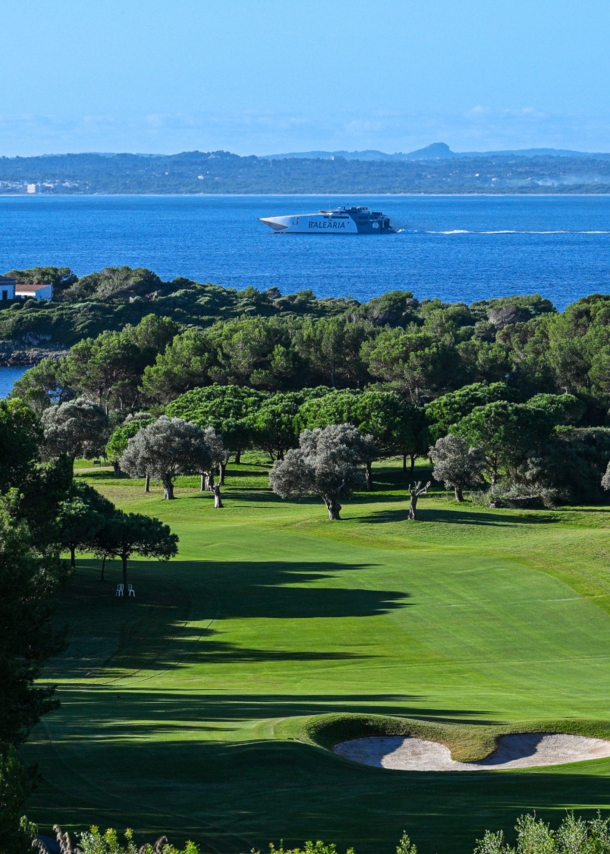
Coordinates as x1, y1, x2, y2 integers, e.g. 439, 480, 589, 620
15, 284, 51, 292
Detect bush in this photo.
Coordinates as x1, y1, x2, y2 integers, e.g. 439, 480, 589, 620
262, 844, 354, 854
471, 481, 558, 509
36, 826, 200, 854
474, 811, 610, 854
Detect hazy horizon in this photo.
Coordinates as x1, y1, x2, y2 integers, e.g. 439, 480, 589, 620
2, 1, 610, 158
4, 143, 610, 161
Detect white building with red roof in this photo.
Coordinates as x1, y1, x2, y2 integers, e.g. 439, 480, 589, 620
15, 283, 53, 301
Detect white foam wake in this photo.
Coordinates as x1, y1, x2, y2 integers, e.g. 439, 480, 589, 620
427, 229, 610, 235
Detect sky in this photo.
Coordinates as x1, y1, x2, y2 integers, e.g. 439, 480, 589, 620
2, 0, 610, 156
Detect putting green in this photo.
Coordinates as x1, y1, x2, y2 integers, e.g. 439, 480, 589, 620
22, 462, 610, 854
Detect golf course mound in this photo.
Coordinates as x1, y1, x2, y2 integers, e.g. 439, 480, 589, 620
334, 732, 610, 771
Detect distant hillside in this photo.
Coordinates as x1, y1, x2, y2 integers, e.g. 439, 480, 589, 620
265, 142, 610, 161
2, 147, 610, 194
262, 143, 457, 161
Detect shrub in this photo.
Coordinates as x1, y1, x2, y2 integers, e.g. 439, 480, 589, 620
36, 826, 200, 854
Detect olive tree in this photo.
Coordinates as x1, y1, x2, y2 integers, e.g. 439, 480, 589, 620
119, 416, 214, 500
407, 481, 431, 520
429, 434, 486, 502
41, 397, 109, 466
199, 426, 225, 493
297, 389, 424, 487
105, 413, 154, 477
269, 423, 375, 520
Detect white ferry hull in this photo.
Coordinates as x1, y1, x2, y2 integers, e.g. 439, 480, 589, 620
258, 206, 396, 234
259, 214, 358, 233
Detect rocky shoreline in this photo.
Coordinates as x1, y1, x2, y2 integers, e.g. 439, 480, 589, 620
0, 349, 68, 367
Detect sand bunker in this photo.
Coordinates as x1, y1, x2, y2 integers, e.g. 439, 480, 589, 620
333, 733, 610, 771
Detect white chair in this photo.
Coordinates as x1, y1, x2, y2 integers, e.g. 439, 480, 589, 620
116, 584, 124, 596
128, 584, 135, 597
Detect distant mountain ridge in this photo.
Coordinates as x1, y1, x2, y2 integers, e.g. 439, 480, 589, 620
263, 142, 610, 161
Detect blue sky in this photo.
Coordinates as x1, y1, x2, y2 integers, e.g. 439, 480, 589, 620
2, 0, 610, 155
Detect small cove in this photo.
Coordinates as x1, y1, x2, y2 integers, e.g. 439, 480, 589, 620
0, 365, 28, 398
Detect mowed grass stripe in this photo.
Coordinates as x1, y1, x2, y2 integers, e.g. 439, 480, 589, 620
22, 461, 610, 854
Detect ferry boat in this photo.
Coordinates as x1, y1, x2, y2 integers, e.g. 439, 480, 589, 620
258, 205, 396, 234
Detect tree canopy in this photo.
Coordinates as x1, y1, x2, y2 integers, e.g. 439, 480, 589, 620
94, 509, 178, 590
119, 416, 216, 499
429, 434, 486, 501
454, 401, 554, 484
41, 397, 109, 463
105, 413, 155, 474
269, 423, 375, 520
166, 384, 265, 461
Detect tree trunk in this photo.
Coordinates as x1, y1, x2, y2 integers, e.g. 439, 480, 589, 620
122, 554, 128, 595
219, 461, 226, 485
410, 454, 416, 476
163, 478, 175, 500
235, 449, 241, 464
365, 461, 374, 491
144, 474, 151, 493
70, 545, 76, 568
200, 474, 206, 492
408, 481, 431, 520
403, 454, 407, 472
325, 497, 342, 520
100, 555, 106, 582
213, 484, 223, 508
113, 461, 121, 477
454, 485, 464, 502
491, 469, 498, 486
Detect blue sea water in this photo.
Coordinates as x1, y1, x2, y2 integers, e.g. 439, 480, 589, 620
0, 366, 28, 397
1, 193, 610, 397
0, 194, 609, 309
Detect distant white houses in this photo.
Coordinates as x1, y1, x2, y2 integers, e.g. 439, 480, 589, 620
26, 184, 36, 194
0, 276, 16, 301
0, 277, 53, 301
15, 283, 53, 301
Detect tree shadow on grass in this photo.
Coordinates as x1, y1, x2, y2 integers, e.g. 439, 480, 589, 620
99, 625, 380, 678
25, 728, 610, 854
361, 506, 562, 527
41, 688, 486, 736
55, 558, 411, 677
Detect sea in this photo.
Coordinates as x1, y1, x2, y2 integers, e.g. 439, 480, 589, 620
1, 193, 610, 396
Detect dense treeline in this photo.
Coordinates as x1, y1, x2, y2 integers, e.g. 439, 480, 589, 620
11, 270, 610, 506
2, 149, 610, 193
12, 274, 610, 421
0, 398, 178, 851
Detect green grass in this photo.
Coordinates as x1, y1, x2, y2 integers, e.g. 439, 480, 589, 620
21, 458, 610, 854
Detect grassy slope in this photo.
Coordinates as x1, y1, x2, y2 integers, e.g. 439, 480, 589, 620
22, 460, 610, 854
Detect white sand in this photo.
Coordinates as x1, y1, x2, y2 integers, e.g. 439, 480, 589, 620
333, 733, 610, 771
